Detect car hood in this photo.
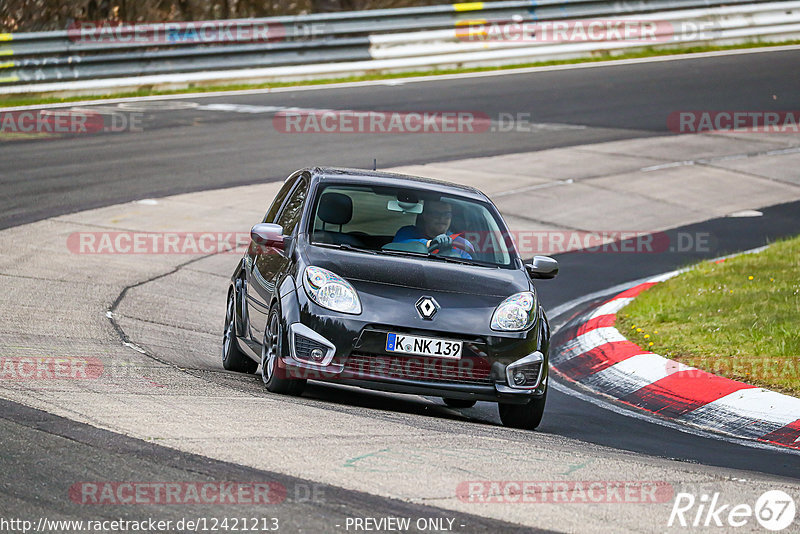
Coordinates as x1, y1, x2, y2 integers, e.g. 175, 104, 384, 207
302, 244, 529, 298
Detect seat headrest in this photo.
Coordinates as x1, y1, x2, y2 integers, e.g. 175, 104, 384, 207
318, 192, 353, 226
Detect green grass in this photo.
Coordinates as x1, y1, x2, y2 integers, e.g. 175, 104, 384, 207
1, 40, 799, 108
618, 235, 800, 397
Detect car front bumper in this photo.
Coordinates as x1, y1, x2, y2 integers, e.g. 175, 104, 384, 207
277, 294, 549, 403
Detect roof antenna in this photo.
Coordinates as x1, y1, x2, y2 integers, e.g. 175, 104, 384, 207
373, 158, 377, 171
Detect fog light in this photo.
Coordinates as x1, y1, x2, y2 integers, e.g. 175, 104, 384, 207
506, 351, 544, 389
310, 348, 325, 362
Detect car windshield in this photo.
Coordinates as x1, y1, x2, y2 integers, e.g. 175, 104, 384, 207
308, 184, 515, 267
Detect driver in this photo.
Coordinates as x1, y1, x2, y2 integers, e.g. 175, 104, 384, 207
393, 200, 475, 259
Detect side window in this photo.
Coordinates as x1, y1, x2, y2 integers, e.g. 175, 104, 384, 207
263, 174, 299, 223
275, 177, 309, 236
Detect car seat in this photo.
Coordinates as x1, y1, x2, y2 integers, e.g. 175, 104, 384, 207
313, 192, 366, 247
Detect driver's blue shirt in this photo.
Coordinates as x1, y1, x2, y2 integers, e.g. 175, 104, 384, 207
393, 225, 473, 259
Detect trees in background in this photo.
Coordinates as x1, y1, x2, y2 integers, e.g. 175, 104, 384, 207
1, 0, 451, 32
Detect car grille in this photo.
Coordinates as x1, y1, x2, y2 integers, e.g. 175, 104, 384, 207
342, 352, 493, 386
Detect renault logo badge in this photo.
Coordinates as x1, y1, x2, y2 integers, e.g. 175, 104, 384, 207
415, 296, 439, 320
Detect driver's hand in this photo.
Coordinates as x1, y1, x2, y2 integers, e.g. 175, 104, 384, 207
428, 234, 453, 252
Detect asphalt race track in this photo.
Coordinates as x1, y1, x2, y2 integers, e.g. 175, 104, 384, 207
1, 48, 800, 533
2, 47, 800, 229
0, 398, 537, 533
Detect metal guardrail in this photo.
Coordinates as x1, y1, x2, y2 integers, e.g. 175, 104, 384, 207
1, 0, 777, 55
370, 3, 800, 57
0, 0, 798, 90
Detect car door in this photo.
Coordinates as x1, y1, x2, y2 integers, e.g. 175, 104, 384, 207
246, 173, 310, 343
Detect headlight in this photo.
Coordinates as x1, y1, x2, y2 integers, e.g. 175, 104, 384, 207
491, 291, 537, 331
303, 266, 362, 315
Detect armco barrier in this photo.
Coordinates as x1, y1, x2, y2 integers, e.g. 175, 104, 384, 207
1, 0, 799, 94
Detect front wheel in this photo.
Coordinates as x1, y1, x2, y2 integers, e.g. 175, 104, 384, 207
498, 390, 547, 430
261, 307, 306, 396
222, 289, 258, 374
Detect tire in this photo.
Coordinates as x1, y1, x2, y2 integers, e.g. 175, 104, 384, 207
261, 306, 306, 396
443, 398, 477, 409
498, 390, 547, 430
222, 289, 258, 374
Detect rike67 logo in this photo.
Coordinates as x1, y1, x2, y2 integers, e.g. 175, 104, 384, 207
669, 490, 796, 531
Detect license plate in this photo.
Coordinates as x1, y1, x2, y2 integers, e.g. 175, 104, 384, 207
386, 333, 462, 359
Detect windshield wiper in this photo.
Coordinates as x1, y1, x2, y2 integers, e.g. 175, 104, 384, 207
377, 248, 493, 267
375, 248, 427, 258
423, 253, 482, 266
312, 242, 378, 254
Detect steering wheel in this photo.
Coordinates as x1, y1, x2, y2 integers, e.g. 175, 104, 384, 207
430, 233, 471, 254
449, 233, 471, 253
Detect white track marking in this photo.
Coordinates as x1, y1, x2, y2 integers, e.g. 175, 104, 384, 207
584, 354, 692, 398
728, 209, 764, 217
557, 327, 628, 361
588, 297, 634, 319
195, 103, 286, 113
683, 389, 800, 429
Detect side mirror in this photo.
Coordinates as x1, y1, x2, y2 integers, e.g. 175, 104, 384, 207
250, 223, 285, 251
525, 255, 558, 279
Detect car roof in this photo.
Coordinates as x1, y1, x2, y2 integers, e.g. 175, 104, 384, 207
307, 167, 489, 202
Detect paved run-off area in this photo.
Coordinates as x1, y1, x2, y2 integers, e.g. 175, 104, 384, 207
1, 131, 799, 532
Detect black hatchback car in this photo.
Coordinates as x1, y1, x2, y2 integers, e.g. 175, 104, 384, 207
222, 167, 558, 429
